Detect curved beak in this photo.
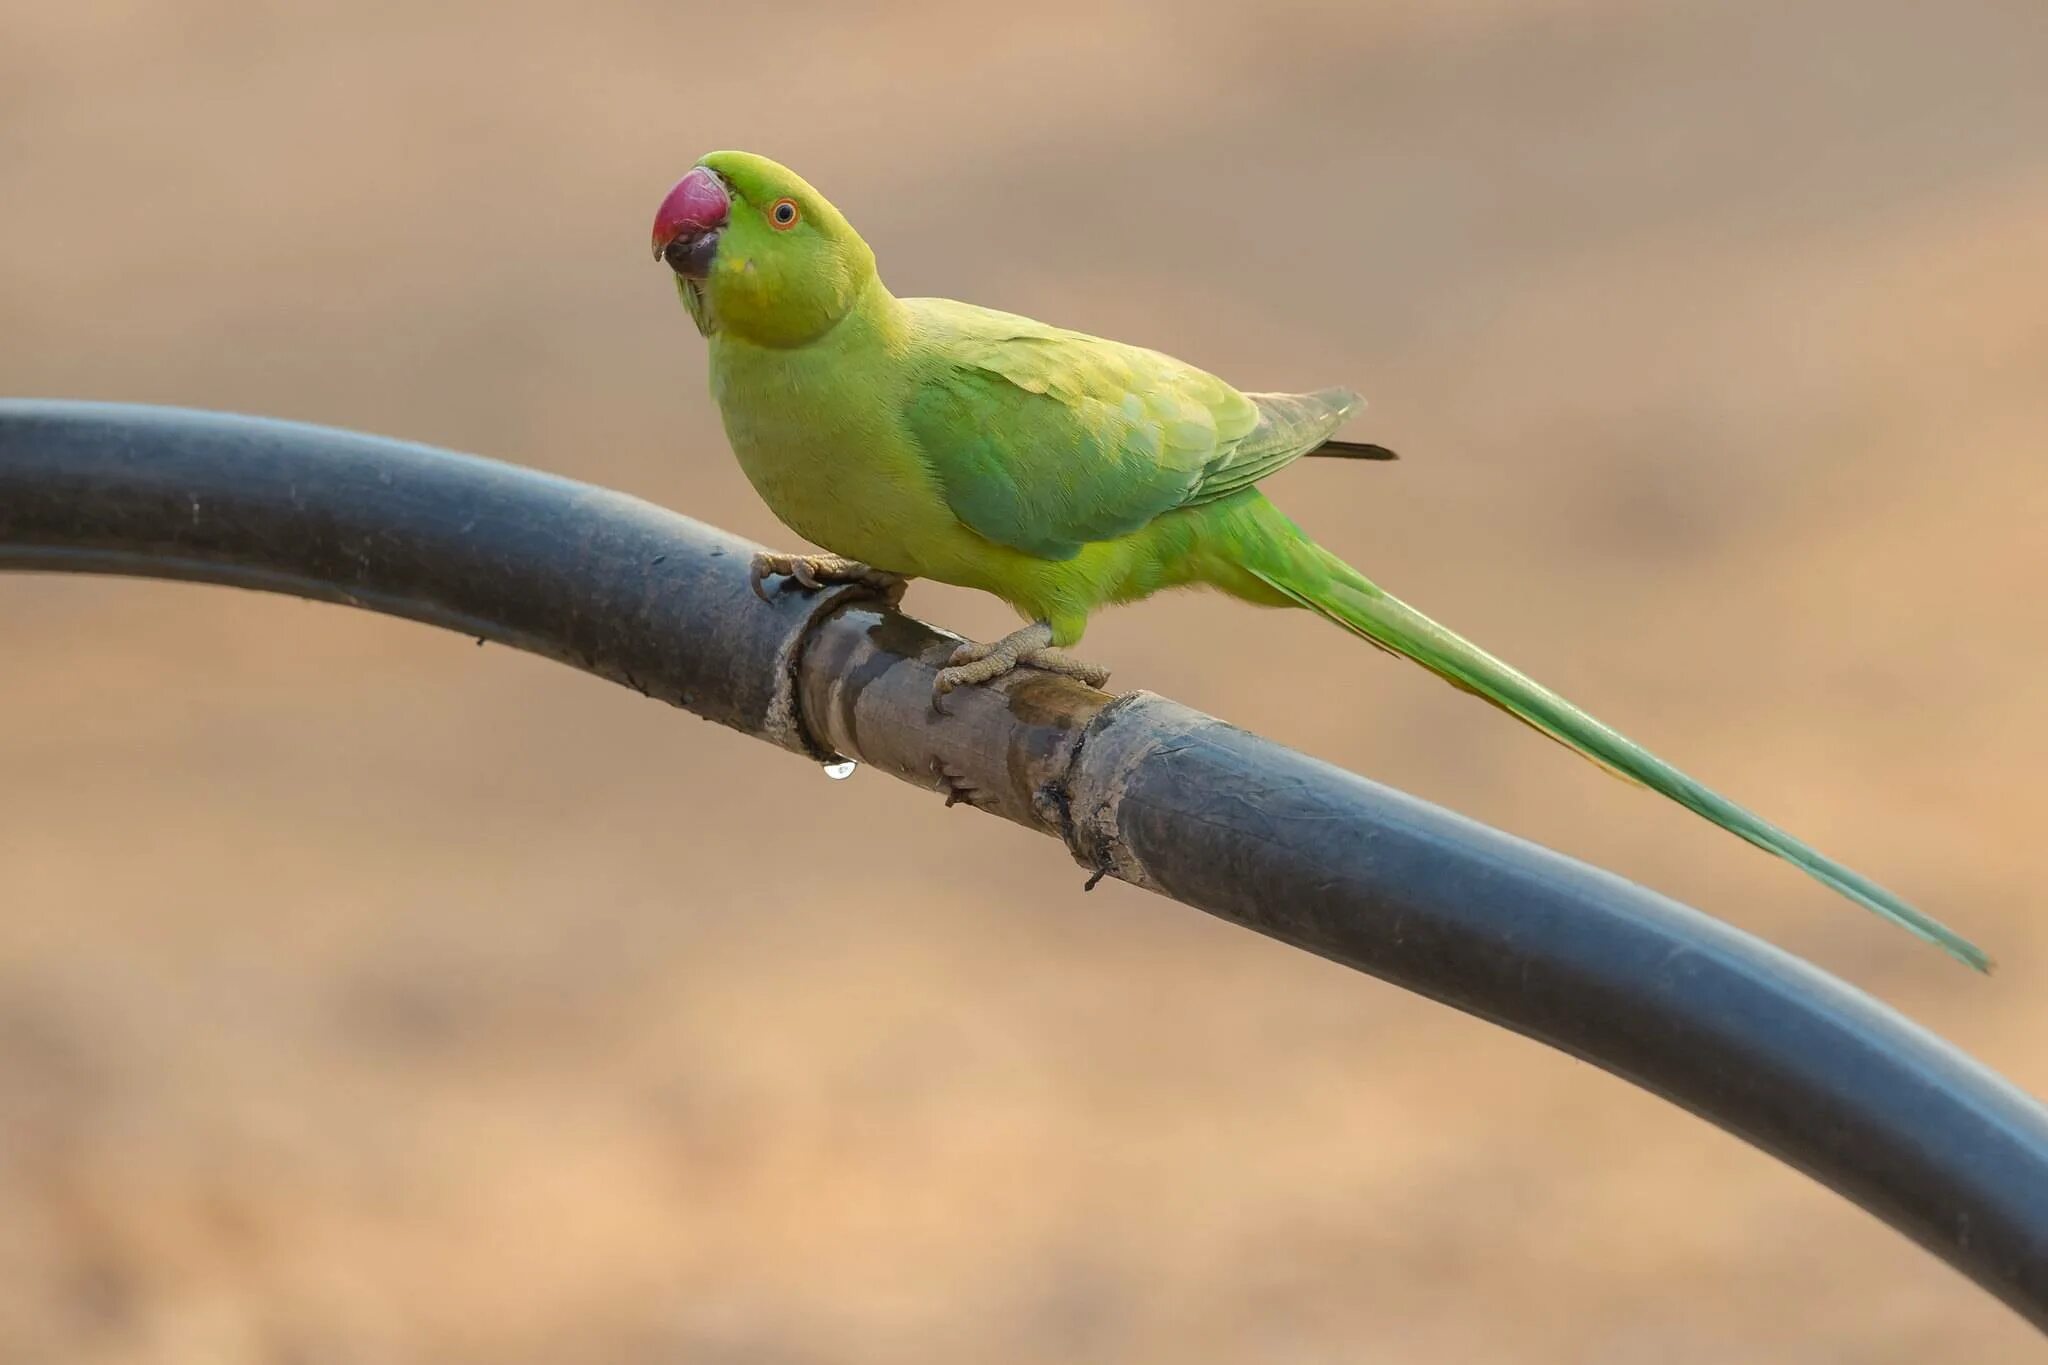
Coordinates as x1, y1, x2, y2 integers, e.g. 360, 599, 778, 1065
652, 166, 729, 279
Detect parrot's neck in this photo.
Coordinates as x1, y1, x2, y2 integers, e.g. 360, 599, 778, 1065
701, 251, 904, 351
823, 271, 905, 346
709, 271, 907, 360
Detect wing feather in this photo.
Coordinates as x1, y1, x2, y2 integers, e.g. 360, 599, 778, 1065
903, 299, 1371, 559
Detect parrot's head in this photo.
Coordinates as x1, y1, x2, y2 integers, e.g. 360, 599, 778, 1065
651, 151, 878, 347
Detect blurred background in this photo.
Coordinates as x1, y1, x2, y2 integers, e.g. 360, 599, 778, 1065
4, 1, 2046, 1360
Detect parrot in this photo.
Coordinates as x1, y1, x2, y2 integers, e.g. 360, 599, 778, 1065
650, 149, 1989, 973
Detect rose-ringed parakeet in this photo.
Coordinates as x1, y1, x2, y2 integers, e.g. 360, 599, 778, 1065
651, 150, 1988, 972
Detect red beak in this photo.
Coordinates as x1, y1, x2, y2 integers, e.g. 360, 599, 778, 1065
652, 166, 730, 262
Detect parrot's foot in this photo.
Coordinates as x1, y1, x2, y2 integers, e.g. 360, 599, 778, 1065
932, 621, 1110, 708
749, 552, 908, 605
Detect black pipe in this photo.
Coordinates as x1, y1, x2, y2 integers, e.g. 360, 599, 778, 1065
0, 399, 856, 754
4, 399, 2044, 1329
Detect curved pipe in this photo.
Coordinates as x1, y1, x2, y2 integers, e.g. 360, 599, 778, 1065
3, 399, 2045, 1329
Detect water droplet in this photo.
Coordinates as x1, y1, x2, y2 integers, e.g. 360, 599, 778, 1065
822, 758, 858, 780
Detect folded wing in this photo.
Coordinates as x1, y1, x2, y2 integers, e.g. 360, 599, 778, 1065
903, 298, 1372, 560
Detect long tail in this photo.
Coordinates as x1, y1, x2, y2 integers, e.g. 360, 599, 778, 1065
1240, 521, 1991, 972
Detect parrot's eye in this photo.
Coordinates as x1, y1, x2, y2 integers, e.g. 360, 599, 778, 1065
770, 198, 800, 230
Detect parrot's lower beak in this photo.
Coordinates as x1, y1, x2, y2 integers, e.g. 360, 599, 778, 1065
652, 167, 729, 280
660, 230, 720, 279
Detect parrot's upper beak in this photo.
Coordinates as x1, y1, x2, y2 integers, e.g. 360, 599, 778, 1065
652, 166, 729, 279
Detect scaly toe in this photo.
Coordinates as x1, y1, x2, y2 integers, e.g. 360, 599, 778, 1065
947, 640, 994, 667
933, 653, 1018, 698
1017, 647, 1111, 688
865, 570, 911, 605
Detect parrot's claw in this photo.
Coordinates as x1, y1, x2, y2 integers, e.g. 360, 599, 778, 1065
930, 622, 1110, 709
929, 757, 983, 809
748, 553, 908, 605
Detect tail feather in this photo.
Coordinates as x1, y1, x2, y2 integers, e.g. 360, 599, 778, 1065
1246, 536, 1991, 972
1309, 439, 1400, 461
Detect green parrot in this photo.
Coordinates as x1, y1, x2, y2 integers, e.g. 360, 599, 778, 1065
651, 149, 1989, 972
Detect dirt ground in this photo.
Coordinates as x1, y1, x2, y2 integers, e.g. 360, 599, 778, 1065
4, 1, 2047, 1360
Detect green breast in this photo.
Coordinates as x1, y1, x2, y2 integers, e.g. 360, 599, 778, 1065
706, 312, 958, 577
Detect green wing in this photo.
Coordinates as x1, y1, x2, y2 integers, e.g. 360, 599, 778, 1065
903, 298, 1361, 560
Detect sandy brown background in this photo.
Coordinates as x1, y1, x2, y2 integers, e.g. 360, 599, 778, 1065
5, 1, 2047, 1360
